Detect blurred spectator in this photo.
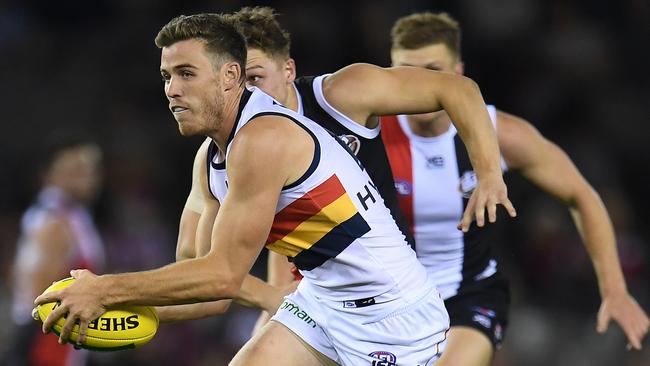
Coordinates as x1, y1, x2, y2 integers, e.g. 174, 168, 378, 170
6, 132, 105, 366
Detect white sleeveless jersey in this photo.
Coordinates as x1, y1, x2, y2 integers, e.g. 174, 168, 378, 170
207, 88, 428, 301
12, 187, 105, 325
381, 107, 507, 299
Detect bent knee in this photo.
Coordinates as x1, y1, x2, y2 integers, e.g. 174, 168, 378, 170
437, 327, 494, 366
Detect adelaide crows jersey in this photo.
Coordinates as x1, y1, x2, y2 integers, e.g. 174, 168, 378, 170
207, 88, 428, 301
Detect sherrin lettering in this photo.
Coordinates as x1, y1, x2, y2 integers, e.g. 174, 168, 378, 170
87, 314, 140, 331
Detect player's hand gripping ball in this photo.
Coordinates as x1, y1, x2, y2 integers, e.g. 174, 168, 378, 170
33, 277, 159, 351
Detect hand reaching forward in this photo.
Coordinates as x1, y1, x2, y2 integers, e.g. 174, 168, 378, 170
597, 291, 649, 350
458, 173, 517, 232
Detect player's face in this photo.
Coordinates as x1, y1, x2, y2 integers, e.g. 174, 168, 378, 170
160, 39, 223, 136
391, 43, 464, 122
51, 145, 103, 203
245, 48, 294, 105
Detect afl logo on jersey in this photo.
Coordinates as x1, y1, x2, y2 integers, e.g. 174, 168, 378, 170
459, 170, 477, 198
394, 179, 412, 196
368, 351, 397, 366
338, 134, 361, 155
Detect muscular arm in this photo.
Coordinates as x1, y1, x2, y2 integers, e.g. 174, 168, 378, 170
157, 137, 294, 323
37, 115, 311, 338
323, 64, 515, 229
101, 115, 308, 303
497, 110, 649, 349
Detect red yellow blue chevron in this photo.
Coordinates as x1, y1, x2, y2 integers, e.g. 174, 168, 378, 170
266, 174, 371, 270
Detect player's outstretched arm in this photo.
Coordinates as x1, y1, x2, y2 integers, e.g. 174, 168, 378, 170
34, 114, 307, 343
496, 110, 649, 350
322, 63, 515, 231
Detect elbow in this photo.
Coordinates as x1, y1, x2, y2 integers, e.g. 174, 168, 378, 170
220, 282, 240, 300
205, 273, 241, 301
459, 75, 481, 95
574, 184, 602, 207
441, 75, 482, 106
198, 255, 244, 301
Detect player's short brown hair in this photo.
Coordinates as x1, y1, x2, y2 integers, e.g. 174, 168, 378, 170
155, 13, 247, 81
228, 6, 291, 60
391, 12, 461, 60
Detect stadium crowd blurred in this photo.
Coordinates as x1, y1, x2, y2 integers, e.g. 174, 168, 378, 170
0, 0, 648, 365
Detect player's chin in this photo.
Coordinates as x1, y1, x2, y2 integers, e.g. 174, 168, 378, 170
177, 122, 199, 137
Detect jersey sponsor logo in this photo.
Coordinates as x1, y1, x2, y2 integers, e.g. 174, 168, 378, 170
425, 156, 444, 169
459, 170, 477, 198
368, 351, 397, 366
279, 300, 317, 328
394, 179, 412, 196
356, 182, 378, 211
338, 134, 361, 155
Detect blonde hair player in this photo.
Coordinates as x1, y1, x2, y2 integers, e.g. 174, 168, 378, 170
35, 12, 515, 366
382, 11, 649, 366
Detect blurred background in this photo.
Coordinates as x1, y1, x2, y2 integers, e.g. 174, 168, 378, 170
0, 0, 648, 365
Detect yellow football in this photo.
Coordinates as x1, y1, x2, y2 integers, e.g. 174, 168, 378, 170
34, 277, 159, 351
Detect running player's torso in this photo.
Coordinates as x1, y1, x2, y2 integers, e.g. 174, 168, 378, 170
12, 187, 105, 325
207, 88, 427, 301
381, 107, 506, 299
293, 75, 414, 247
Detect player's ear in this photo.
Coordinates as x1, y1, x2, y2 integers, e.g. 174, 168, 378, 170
222, 61, 243, 90
285, 58, 296, 83
455, 61, 465, 75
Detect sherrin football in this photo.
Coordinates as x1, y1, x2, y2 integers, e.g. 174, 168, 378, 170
34, 277, 159, 351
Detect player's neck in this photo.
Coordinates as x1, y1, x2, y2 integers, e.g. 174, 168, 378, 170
283, 82, 299, 112
406, 112, 452, 137
208, 87, 246, 153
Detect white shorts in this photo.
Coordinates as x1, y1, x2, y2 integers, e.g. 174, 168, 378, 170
272, 280, 449, 365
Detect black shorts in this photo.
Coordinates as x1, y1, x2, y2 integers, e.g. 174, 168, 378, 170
443, 273, 510, 349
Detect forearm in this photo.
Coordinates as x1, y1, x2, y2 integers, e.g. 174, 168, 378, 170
234, 274, 284, 313
100, 256, 236, 307
267, 251, 295, 286
570, 187, 627, 296
443, 79, 501, 177
156, 300, 231, 323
